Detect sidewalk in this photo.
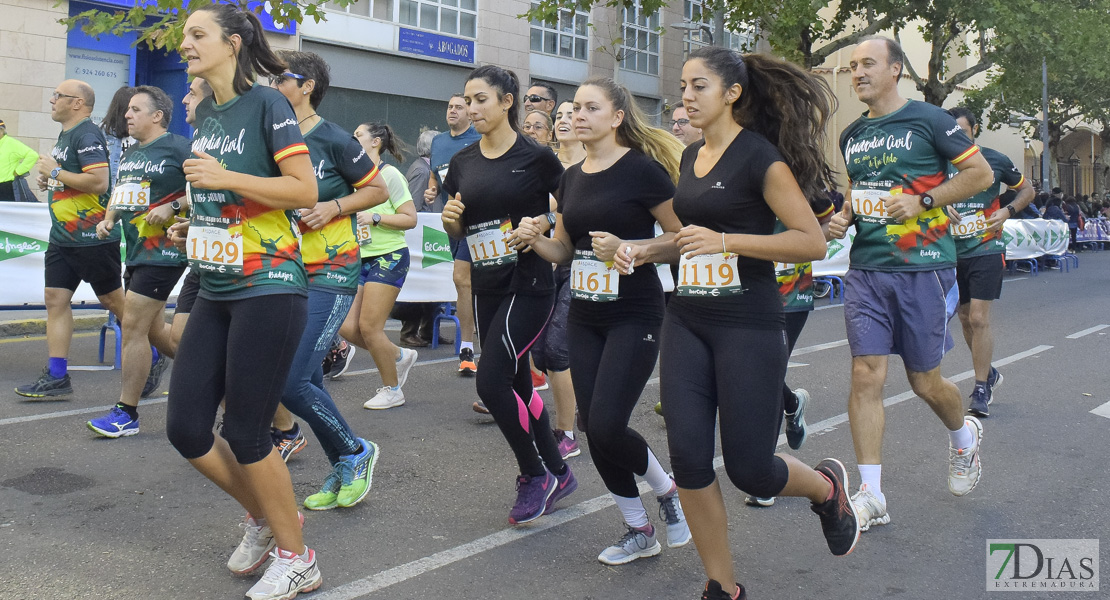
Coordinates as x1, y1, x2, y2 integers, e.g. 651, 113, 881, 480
0, 307, 115, 337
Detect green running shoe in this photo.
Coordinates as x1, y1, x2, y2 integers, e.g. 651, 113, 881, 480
337, 438, 379, 508
303, 466, 343, 511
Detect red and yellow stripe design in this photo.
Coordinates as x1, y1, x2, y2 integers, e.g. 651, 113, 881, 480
950, 145, 981, 166
353, 164, 380, 190
274, 143, 310, 164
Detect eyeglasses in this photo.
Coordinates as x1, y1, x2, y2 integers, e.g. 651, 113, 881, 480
670, 118, 690, 128
522, 123, 550, 131
524, 94, 552, 104
268, 72, 307, 86
51, 91, 81, 101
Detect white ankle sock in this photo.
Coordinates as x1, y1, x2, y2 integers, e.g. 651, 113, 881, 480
858, 464, 883, 500
612, 494, 649, 528
949, 422, 974, 449
642, 449, 674, 497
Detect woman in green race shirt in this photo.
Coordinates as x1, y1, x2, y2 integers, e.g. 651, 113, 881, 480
166, 5, 322, 599
337, 121, 418, 410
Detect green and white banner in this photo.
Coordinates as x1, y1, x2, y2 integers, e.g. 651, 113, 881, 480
1002, 219, 1069, 260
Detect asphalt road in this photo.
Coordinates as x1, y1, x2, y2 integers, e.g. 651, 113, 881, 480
1, 254, 1107, 600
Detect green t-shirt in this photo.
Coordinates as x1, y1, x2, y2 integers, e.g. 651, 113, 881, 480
299, 120, 380, 293
358, 163, 412, 257
840, 100, 979, 271
189, 85, 310, 300
113, 132, 191, 266
47, 118, 118, 246
774, 197, 835, 312
949, 146, 1025, 258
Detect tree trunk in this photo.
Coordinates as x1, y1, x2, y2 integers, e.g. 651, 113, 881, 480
1099, 127, 1110, 196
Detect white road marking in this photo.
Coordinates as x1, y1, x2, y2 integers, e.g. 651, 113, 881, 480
314, 344, 1055, 600
1003, 277, 1029, 283
1091, 400, 1110, 420
791, 339, 849, 356
0, 397, 168, 426
1065, 324, 1109, 339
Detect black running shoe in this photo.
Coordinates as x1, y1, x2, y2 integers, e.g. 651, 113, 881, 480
141, 355, 169, 398
15, 367, 73, 398
701, 579, 746, 600
810, 458, 861, 556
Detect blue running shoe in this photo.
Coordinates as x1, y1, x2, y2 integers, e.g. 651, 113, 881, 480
987, 367, 1003, 399
87, 405, 138, 438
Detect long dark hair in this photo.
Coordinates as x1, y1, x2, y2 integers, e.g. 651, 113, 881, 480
581, 77, 684, 184
688, 47, 837, 203
466, 65, 521, 133
194, 3, 286, 96
100, 86, 135, 139
359, 121, 408, 164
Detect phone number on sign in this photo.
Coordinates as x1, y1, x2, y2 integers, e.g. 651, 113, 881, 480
73, 68, 119, 78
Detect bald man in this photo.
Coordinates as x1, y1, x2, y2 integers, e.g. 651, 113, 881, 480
17, 80, 125, 398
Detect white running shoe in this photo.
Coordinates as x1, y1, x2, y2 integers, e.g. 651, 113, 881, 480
227, 517, 275, 575
597, 525, 662, 565
245, 547, 322, 600
949, 416, 983, 496
396, 347, 418, 389
851, 483, 890, 532
657, 487, 692, 547
364, 386, 405, 410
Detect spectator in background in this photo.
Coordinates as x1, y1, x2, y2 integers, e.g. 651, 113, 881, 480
1062, 196, 1082, 249
1042, 197, 1067, 221
524, 82, 557, 116
522, 111, 554, 148
669, 106, 702, 146
407, 129, 439, 211
100, 86, 135, 185
0, 117, 39, 202
828, 186, 845, 212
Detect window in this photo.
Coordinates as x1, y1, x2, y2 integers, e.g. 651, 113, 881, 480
530, 4, 589, 60
324, 0, 477, 38
681, 0, 753, 52
621, 0, 659, 75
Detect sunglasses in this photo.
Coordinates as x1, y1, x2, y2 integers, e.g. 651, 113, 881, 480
670, 118, 691, 127
269, 72, 307, 86
524, 94, 552, 104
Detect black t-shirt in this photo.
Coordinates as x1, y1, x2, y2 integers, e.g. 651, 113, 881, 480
669, 129, 784, 328
443, 134, 564, 296
558, 150, 674, 325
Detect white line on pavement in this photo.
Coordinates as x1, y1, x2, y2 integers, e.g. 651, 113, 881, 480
0, 397, 168, 427
1003, 277, 1029, 283
1065, 324, 1109, 339
1091, 401, 1110, 420
791, 339, 849, 356
314, 344, 1055, 600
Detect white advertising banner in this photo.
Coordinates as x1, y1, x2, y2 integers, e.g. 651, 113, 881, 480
1002, 218, 1069, 260
395, 213, 458, 302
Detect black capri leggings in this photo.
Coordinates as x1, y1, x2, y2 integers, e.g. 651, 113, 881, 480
782, 310, 810, 410
660, 311, 790, 496
474, 292, 565, 478
166, 293, 307, 465
568, 319, 661, 498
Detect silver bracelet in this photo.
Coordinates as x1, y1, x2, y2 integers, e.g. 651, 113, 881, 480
721, 231, 727, 253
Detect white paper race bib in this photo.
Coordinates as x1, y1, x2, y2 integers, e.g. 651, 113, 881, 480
466, 218, 517, 269
570, 250, 619, 302
355, 221, 373, 246
851, 189, 894, 221
677, 252, 743, 297
951, 210, 989, 239
108, 181, 150, 210
187, 221, 243, 275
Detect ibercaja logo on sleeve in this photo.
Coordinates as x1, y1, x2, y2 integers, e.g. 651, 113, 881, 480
987, 539, 1099, 592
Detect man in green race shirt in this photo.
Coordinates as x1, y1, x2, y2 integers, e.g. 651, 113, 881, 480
945, 107, 1035, 417
17, 79, 125, 398
830, 37, 994, 532
89, 86, 191, 438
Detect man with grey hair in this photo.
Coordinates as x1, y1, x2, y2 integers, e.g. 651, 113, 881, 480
407, 129, 441, 212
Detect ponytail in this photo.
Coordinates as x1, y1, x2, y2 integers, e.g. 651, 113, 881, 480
195, 4, 286, 95
467, 65, 522, 133
582, 77, 684, 184
359, 121, 408, 164
688, 47, 837, 202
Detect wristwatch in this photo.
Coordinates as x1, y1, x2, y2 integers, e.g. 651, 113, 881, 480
170, 200, 182, 211
372, 213, 382, 226
50, 166, 62, 179
545, 211, 557, 229
920, 193, 935, 209
1006, 205, 1016, 217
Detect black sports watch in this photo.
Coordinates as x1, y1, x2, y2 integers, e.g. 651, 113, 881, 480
1006, 204, 1017, 217
920, 193, 935, 209
372, 213, 382, 226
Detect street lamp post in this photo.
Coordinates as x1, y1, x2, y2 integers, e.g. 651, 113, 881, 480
670, 20, 714, 48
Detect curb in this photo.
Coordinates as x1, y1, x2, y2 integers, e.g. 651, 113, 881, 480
0, 315, 109, 338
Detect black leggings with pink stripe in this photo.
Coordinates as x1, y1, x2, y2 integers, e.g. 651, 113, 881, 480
474, 292, 565, 477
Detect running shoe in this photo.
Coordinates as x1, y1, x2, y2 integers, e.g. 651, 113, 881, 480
472, 400, 490, 414
949, 416, 983, 496
785, 388, 810, 450
272, 425, 307, 462
810, 458, 860, 556
543, 464, 577, 515
364, 386, 405, 410
701, 580, 747, 600
396, 347, 418, 388
330, 342, 356, 379
554, 429, 580, 459
508, 471, 556, 525
336, 438, 379, 508
532, 370, 548, 391
245, 547, 321, 600
744, 495, 775, 507
597, 524, 661, 565
457, 347, 477, 376
321, 346, 337, 377
87, 404, 139, 438
967, 384, 990, 417
851, 483, 890, 532
15, 367, 72, 398
140, 355, 169, 398
303, 466, 342, 511
657, 484, 692, 547
987, 366, 1004, 394
228, 512, 304, 575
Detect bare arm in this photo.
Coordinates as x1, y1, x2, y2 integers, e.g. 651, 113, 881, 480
39, 157, 109, 195
377, 200, 417, 231
515, 213, 575, 265
885, 152, 993, 221
615, 200, 683, 271
184, 150, 317, 210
